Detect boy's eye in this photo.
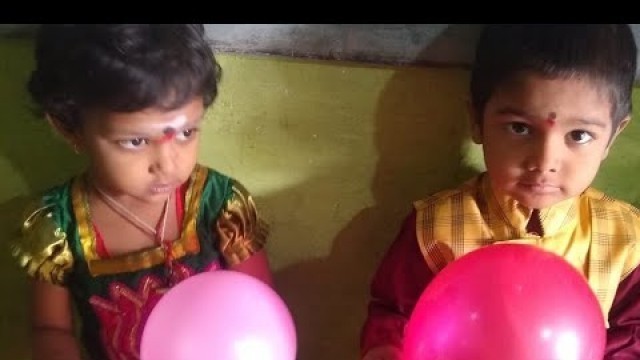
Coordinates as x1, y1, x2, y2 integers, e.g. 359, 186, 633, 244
118, 138, 149, 149
507, 122, 531, 135
569, 130, 593, 144
175, 128, 199, 142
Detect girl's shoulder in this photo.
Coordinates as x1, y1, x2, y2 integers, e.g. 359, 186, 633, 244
193, 164, 263, 223
192, 164, 269, 264
10, 177, 78, 286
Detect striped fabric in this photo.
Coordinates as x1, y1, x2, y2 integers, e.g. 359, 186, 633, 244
415, 173, 640, 326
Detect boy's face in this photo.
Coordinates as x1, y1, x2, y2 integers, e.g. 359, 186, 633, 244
471, 74, 628, 209
67, 96, 205, 204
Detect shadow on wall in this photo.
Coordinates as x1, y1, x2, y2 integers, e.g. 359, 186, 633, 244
274, 25, 483, 360
0, 39, 84, 360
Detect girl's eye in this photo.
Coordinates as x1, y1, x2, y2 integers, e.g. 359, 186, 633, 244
175, 128, 199, 142
507, 122, 531, 136
118, 138, 149, 149
569, 130, 594, 144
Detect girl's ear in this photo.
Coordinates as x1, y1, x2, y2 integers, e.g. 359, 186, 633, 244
45, 114, 82, 153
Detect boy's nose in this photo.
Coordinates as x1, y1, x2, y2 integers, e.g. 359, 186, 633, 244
525, 138, 559, 173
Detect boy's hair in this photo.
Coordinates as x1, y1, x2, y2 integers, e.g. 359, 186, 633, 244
470, 24, 637, 128
28, 24, 221, 131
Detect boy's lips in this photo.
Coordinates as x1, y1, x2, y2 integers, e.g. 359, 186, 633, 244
517, 181, 561, 194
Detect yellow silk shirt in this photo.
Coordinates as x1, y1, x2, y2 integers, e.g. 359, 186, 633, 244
415, 173, 640, 326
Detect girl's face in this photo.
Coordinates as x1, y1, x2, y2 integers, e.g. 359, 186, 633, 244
72, 96, 205, 204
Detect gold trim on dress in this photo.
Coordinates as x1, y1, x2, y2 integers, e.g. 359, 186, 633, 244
216, 180, 269, 266
73, 165, 208, 276
11, 203, 74, 285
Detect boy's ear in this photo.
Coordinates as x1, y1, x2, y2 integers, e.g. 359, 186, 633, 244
467, 99, 483, 144
45, 114, 82, 153
603, 115, 631, 159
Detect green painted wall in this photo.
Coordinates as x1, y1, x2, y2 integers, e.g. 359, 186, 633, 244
1, 38, 639, 360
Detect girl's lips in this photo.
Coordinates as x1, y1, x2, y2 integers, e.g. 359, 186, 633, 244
150, 184, 176, 194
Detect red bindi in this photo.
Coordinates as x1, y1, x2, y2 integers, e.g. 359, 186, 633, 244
157, 128, 176, 143
545, 112, 556, 127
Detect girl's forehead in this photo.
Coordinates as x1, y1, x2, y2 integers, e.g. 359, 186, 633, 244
100, 113, 192, 134
87, 98, 205, 134
140, 114, 188, 130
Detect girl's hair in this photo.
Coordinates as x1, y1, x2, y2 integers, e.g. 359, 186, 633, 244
470, 24, 637, 126
28, 24, 221, 131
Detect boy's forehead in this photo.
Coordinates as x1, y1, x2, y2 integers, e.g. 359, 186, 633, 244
487, 73, 615, 126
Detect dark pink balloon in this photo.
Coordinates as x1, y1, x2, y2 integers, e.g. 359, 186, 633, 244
404, 244, 605, 360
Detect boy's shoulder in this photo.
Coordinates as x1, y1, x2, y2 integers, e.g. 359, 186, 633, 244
583, 187, 640, 219
413, 176, 481, 211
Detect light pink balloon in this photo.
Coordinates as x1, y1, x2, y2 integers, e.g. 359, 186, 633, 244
141, 270, 296, 360
404, 244, 605, 360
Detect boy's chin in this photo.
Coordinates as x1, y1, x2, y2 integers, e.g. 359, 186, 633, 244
512, 193, 570, 209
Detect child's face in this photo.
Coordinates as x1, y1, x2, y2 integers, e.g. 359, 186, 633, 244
471, 74, 627, 209
74, 96, 205, 204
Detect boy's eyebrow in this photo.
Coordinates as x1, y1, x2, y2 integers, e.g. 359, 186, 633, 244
496, 107, 608, 128
570, 118, 608, 129
495, 107, 534, 119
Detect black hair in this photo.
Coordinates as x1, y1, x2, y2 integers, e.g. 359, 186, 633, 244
470, 24, 637, 127
28, 24, 221, 131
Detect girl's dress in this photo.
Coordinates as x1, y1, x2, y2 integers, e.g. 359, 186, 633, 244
12, 164, 268, 360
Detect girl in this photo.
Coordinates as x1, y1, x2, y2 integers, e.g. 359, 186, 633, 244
11, 24, 273, 360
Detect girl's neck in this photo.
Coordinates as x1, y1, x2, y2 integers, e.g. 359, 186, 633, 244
85, 172, 160, 210
86, 179, 180, 257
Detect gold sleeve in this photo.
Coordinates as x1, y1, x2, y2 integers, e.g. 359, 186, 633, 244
215, 180, 269, 266
10, 203, 74, 285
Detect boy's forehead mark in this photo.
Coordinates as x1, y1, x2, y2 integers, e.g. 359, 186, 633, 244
545, 112, 556, 127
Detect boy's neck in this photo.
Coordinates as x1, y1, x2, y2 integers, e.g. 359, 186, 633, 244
525, 209, 543, 236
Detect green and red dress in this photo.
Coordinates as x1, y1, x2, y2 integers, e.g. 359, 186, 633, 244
12, 164, 268, 360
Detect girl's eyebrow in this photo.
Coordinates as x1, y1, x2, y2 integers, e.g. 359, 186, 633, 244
110, 117, 203, 138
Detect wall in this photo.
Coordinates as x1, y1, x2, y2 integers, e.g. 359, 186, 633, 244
203, 24, 640, 80
1, 35, 640, 360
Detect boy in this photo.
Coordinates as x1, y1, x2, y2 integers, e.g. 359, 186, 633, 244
361, 24, 640, 359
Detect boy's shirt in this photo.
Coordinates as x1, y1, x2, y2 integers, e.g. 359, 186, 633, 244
361, 173, 640, 357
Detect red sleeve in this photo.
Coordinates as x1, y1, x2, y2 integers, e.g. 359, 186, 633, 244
359, 210, 435, 356
605, 265, 640, 359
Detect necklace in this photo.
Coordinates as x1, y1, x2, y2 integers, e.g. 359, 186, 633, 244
94, 186, 170, 241
93, 186, 177, 285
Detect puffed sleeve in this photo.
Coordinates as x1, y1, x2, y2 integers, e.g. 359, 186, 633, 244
215, 180, 269, 266
9, 201, 74, 286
